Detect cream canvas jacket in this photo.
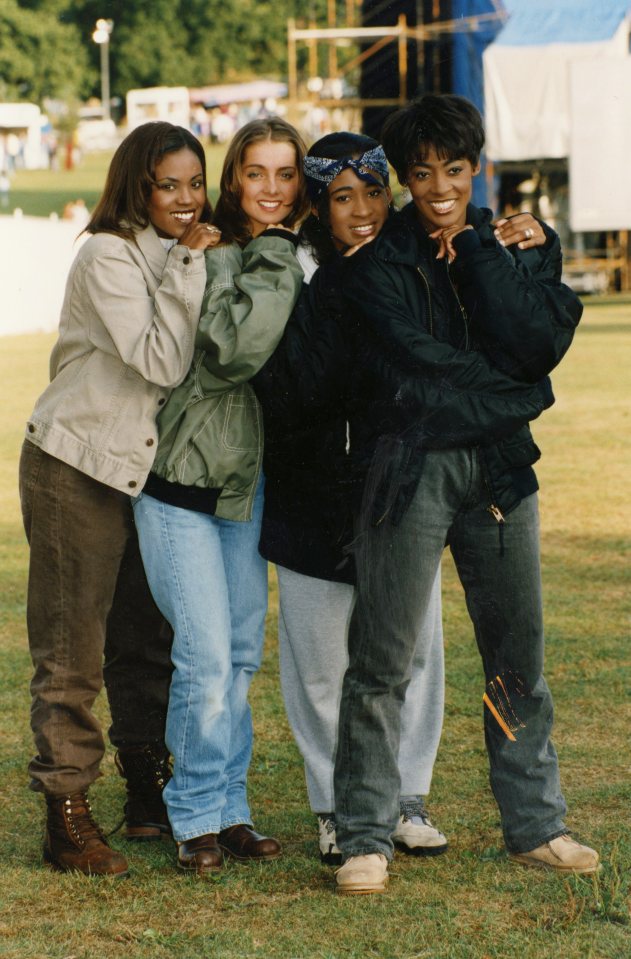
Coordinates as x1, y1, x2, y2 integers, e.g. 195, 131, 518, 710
24, 224, 207, 494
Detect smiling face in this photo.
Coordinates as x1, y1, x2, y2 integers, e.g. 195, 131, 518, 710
325, 167, 392, 251
405, 146, 480, 234
239, 139, 299, 237
147, 147, 206, 239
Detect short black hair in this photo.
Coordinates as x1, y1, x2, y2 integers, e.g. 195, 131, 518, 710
381, 94, 484, 185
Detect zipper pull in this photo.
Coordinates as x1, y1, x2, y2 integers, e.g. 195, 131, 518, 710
487, 504, 505, 523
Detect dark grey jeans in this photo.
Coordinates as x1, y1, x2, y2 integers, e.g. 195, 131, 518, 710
334, 447, 567, 859
19, 441, 171, 797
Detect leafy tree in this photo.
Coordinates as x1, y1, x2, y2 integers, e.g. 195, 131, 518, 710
0, 0, 92, 102
1, 0, 333, 105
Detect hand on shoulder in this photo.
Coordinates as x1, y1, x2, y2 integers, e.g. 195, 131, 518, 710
493, 213, 546, 251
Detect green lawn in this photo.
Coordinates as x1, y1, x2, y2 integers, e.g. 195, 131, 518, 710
0, 300, 629, 958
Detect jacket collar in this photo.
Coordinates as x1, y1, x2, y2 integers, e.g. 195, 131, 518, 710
133, 224, 170, 281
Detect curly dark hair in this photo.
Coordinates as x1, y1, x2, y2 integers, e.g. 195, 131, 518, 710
381, 94, 485, 185
86, 122, 212, 239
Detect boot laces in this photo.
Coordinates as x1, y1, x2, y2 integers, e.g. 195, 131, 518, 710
63, 793, 107, 846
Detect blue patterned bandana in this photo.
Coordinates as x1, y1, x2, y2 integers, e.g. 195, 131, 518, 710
303, 146, 390, 201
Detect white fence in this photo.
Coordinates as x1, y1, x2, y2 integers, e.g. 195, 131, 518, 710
0, 213, 86, 337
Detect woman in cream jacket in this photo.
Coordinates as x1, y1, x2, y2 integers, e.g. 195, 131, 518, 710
19, 122, 218, 877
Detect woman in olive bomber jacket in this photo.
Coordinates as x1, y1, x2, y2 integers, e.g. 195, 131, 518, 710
131, 116, 307, 874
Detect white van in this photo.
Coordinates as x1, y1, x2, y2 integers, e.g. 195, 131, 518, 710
126, 87, 190, 130
75, 107, 119, 151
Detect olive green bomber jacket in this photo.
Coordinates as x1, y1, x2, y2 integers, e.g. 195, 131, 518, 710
150, 232, 303, 521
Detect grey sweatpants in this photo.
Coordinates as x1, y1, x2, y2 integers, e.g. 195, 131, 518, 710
277, 565, 444, 813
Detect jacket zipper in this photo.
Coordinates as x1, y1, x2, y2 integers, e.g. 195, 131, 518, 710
446, 262, 469, 350
480, 454, 506, 554
481, 455, 505, 524
416, 266, 433, 336
487, 503, 505, 523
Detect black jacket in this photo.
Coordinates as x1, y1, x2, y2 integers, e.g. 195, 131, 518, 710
342, 203, 581, 519
253, 255, 356, 582
253, 205, 582, 580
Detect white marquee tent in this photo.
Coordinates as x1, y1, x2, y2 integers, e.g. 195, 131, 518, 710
483, 0, 631, 161
484, 1, 631, 233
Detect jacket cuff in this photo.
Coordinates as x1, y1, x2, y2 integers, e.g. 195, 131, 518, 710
539, 219, 557, 249
452, 228, 482, 257
539, 376, 555, 408
256, 228, 299, 246
169, 245, 206, 272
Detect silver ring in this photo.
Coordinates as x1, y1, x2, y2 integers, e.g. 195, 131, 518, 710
524, 227, 534, 239
205, 225, 220, 234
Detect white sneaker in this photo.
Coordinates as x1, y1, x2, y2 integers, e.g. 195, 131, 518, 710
317, 814, 342, 865
335, 853, 389, 895
393, 798, 448, 856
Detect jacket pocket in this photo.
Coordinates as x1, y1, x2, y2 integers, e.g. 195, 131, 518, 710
494, 427, 541, 470
221, 389, 262, 453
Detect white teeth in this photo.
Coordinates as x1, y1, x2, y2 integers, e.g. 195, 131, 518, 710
172, 212, 194, 221
351, 225, 374, 233
259, 202, 280, 209
430, 201, 456, 213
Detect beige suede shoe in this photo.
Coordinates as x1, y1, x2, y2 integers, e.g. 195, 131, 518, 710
335, 853, 389, 895
509, 834, 600, 874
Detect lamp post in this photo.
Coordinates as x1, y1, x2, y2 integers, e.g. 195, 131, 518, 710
92, 18, 114, 120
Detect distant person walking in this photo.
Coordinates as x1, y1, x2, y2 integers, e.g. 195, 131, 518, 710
0, 170, 9, 209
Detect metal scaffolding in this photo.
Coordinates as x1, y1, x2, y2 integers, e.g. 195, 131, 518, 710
286, 4, 506, 110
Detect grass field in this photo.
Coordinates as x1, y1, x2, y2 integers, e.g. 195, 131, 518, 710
0, 295, 630, 957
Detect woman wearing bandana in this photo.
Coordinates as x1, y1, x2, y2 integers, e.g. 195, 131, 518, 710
251, 133, 448, 865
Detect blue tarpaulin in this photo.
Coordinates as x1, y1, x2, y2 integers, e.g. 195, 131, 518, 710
451, 0, 503, 101
497, 0, 630, 45
450, 0, 505, 205
483, 0, 630, 160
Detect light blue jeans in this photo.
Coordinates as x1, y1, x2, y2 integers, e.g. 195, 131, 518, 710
132, 481, 267, 842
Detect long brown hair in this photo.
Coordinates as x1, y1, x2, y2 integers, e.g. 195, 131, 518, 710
212, 117, 308, 246
86, 122, 212, 240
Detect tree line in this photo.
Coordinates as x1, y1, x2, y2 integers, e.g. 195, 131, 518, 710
1, 0, 329, 107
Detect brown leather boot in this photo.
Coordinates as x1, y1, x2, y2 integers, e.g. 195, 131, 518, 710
218, 824, 282, 861
177, 834, 223, 877
44, 792, 129, 876
115, 745, 172, 840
